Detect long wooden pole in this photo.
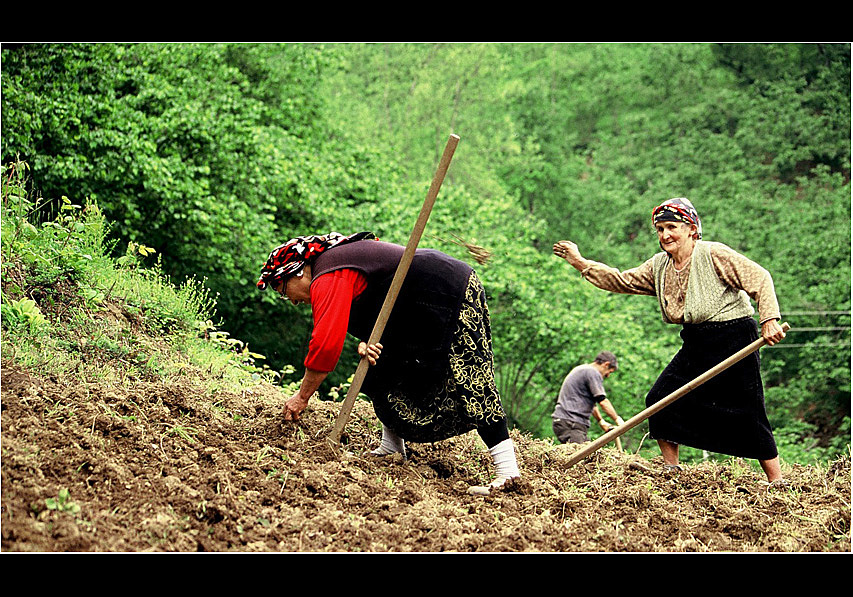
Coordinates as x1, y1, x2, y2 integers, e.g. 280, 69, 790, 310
565, 322, 791, 468
327, 134, 461, 446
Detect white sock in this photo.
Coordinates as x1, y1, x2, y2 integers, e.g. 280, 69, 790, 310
489, 438, 520, 480
371, 424, 406, 458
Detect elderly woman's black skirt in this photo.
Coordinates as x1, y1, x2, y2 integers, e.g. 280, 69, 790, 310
645, 317, 778, 461
369, 272, 507, 443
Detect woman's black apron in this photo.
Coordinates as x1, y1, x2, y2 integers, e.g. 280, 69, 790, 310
645, 317, 778, 460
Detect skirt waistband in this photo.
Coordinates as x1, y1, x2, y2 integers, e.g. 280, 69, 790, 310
682, 316, 755, 332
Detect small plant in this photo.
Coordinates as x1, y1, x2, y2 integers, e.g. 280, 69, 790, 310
168, 424, 199, 443
117, 241, 156, 269
45, 488, 81, 515
1, 297, 48, 333
256, 446, 274, 465
198, 320, 284, 383
328, 373, 369, 402
722, 458, 753, 483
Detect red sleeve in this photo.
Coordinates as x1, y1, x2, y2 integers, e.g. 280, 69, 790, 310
304, 269, 368, 373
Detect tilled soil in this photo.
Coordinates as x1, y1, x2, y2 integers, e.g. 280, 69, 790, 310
1, 361, 850, 552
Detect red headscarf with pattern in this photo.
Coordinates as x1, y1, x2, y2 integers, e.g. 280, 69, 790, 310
257, 231, 376, 291
652, 198, 702, 240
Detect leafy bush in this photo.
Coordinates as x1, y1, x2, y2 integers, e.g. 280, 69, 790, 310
1, 157, 283, 387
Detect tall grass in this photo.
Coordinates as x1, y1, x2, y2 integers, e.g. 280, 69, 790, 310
1, 158, 287, 389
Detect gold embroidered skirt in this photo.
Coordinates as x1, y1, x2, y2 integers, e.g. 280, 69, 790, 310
369, 272, 507, 443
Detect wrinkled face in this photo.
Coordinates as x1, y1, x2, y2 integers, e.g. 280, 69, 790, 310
275, 269, 312, 306
655, 221, 697, 256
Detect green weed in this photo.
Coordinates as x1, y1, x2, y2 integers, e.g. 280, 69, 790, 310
168, 424, 199, 443
2, 158, 279, 396
45, 488, 81, 515
1, 297, 48, 333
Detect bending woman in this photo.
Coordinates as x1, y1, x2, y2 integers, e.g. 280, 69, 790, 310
257, 232, 520, 494
554, 198, 786, 483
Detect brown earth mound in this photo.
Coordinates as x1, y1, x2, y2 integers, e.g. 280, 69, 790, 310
1, 359, 850, 553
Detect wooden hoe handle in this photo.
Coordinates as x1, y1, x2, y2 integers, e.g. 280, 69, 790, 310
564, 322, 791, 468
328, 134, 461, 447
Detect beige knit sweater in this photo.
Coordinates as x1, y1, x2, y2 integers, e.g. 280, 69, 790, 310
580, 240, 781, 325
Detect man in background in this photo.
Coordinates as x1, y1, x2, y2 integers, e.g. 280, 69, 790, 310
552, 351, 624, 444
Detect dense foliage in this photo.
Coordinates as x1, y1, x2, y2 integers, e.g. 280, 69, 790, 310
2, 42, 849, 468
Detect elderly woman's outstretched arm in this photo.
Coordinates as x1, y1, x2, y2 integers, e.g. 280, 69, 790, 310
554, 241, 656, 296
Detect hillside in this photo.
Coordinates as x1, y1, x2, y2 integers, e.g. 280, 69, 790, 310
0, 153, 849, 553
1, 297, 849, 552
2, 42, 850, 475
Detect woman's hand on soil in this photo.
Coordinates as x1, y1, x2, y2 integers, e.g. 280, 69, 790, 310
283, 392, 310, 421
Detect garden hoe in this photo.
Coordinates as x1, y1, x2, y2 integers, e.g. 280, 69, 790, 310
327, 134, 461, 449
565, 322, 791, 468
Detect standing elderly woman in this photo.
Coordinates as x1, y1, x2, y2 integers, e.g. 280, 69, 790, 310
257, 232, 520, 494
554, 198, 787, 483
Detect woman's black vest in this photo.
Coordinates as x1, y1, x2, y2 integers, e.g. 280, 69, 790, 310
312, 240, 473, 394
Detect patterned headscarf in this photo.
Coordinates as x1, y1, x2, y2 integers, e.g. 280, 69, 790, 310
652, 198, 702, 239
257, 231, 376, 291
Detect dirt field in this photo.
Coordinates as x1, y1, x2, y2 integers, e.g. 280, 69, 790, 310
1, 355, 849, 553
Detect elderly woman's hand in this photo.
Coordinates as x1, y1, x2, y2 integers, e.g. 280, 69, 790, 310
553, 241, 588, 271
761, 320, 786, 346
283, 391, 310, 421
358, 342, 383, 366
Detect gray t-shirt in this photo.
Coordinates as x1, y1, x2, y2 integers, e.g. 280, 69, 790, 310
552, 364, 606, 428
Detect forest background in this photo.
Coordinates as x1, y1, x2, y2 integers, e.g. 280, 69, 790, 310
1, 42, 850, 469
